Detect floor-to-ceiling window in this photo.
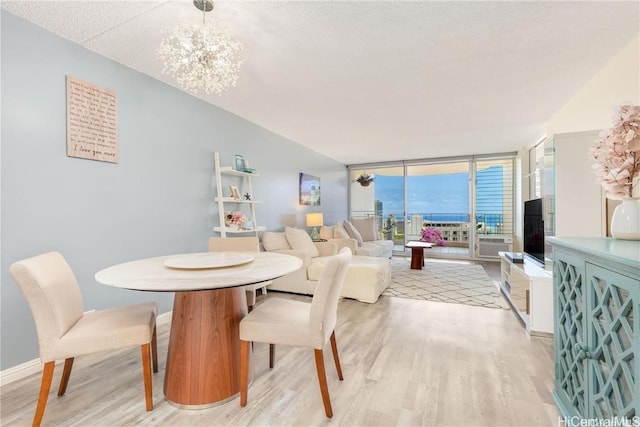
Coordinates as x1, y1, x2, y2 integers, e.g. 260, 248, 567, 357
349, 153, 516, 260
476, 158, 514, 237
474, 157, 516, 258
406, 161, 471, 257
350, 165, 405, 249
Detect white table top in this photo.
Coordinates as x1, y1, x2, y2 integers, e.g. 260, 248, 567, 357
405, 241, 434, 248
95, 251, 303, 292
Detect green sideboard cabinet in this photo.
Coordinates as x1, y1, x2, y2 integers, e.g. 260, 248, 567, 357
548, 237, 640, 420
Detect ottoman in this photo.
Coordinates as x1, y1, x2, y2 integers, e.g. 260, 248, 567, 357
307, 255, 391, 303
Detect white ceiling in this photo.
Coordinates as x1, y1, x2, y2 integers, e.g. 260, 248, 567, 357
2, 1, 639, 165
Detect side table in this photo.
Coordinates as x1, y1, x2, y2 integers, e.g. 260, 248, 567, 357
405, 241, 434, 270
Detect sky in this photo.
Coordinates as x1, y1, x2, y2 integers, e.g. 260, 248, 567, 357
375, 173, 469, 217
373, 165, 505, 220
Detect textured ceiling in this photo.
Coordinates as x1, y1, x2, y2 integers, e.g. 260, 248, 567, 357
2, 1, 639, 165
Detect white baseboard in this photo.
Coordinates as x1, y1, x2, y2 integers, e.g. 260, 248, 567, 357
0, 311, 172, 387
0, 358, 43, 387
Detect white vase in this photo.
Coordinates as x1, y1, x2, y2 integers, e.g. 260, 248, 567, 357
610, 198, 640, 240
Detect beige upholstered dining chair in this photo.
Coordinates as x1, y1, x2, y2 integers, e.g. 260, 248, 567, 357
208, 236, 265, 312
239, 247, 352, 418
9, 251, 158, 427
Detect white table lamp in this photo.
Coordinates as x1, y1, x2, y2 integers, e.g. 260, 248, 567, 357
306, 213, 324, 241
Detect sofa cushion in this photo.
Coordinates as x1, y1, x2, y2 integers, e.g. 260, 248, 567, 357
285, 227, 320, 258
350, 217, 377, 242
375, 240, 394, 253
359, 240, 394, 257
355, 242, 384, 257
307, 255, 391, 303
262, 232, 291, 251
343, 221, 364, 246
319, 225, 334, 240
333, 223, 350, 239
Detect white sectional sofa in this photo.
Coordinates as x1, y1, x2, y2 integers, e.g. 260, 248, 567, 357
262, 227, 391, 303
320, 218, 394, 258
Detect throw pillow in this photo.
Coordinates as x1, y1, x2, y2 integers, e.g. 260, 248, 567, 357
285, 226, 320, 258
343, 221, 364, 246
319, 225, 334, 240
350, 217, 377, 242
333, 222, 350, 239
262, 232, 291, 251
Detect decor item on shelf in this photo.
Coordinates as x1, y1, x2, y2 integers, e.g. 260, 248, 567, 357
243, 193, 251, 201
420, 226, 446, 246
306, 212, 324, 241
234, 154, 245, 172
589, 104, 640, 239
225, 211, 246, 229
157, 0, 243, 95
229, 185, 241, 200
356, 172, 374, 187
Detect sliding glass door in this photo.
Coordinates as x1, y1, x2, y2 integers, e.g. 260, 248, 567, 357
348, 154, 516, 259
475, 158, 514, 236
474, 157, 515, 257
350, 166, 405, 251
406, 162, 471, 258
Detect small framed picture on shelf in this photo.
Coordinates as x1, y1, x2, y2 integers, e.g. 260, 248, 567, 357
229, 185, 241, 200
234, 154, 245, 172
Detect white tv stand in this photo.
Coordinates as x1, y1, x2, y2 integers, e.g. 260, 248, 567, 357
499, 252, 553, 336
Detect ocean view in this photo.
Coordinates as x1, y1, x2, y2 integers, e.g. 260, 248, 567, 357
372, 166, 506, 230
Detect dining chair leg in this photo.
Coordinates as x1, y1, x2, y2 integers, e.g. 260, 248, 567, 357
57, 358, 74, 396
151, 327, 158, 373
329, 331, 344, 381
314, 349, 333, 418
141, 343, 153, 411
240, 340, 249, 407
269, 344, 275, 369
33, 361, 55, 427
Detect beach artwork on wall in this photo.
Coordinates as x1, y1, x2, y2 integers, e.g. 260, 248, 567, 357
299, 173, 320, 206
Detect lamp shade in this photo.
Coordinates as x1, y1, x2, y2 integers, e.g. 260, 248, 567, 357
306, 213, 324, 227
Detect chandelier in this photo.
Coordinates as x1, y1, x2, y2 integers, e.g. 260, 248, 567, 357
158, 0, 243, 95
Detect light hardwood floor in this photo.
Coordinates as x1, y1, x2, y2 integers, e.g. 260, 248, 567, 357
1, 289, 560, 426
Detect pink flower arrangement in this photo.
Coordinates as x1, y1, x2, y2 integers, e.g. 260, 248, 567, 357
589, 104, 640, 200
225, 211, 246, 227
420, 226, 446, 246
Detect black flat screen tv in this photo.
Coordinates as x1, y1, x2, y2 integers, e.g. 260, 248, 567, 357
524, 198, 545, 266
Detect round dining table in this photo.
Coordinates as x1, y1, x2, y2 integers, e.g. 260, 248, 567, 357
95, 251, 302, 408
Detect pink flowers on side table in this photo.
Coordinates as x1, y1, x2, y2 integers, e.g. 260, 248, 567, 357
420, 226, 446, 246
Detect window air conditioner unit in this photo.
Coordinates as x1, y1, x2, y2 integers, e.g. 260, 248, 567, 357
477, 236, 513, 258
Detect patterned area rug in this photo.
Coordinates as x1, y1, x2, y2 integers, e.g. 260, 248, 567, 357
384, 257, 509, 310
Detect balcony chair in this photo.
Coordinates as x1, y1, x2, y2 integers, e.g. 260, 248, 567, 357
9, 251, 158, 427
239, 247, 352, 418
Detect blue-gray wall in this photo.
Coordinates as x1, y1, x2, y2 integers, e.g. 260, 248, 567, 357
0, 11, 348, 370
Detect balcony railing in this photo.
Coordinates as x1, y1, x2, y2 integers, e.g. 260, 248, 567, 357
352, 211, 510, 246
